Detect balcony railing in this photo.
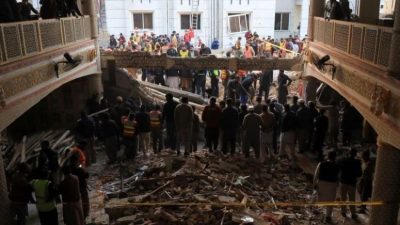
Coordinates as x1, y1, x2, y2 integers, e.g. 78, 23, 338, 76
0, 16, 92, 66
313, 17, 392, 68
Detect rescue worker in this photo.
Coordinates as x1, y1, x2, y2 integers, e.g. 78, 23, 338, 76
259, 70, 273, 101
59, 166, 84, 225
149, 104, 163, 154
36, 140, 59, 182
210, 69, 220, 97
174, 97, 193, 156
70, 141, 87, 168
220, 98, 239, 155
31, 170, 58, 225
202, 97, 222, 153
121, 113, 137, 160
242, 106, 263, 158
74, 111, 96, 165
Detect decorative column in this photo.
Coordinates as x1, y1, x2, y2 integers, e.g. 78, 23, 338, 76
0, 150, 11, 225
369, 140, 400, 225
387, 0, 400, 79
358, 0, 380, 24
88, 0, 98, 39
307, 0, 325, 40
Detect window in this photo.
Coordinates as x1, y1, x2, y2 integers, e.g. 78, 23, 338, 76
275, 13, 289, 30
228, 13, 250, 33
181, 14, 201, 30
133, 12, 153, 29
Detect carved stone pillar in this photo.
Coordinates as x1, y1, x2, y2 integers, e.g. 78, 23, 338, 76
358, 0, 380, 24
307, 0, 325, 40
387, 0, 400, 79
0, 151, 11, 225
369, 140, 400, 225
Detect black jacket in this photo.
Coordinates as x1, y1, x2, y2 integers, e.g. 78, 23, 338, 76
162, 100, 178, 124
221, 106, 239, 130
339, 157, 362, 185
135, 111, 151, 133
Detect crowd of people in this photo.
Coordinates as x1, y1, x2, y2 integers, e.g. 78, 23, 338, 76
1, 0, 82, 23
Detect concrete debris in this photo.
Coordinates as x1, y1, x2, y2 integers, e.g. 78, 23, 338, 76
98, 149, 325, 225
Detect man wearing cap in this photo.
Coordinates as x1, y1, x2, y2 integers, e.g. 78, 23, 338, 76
242, 106, 263, 158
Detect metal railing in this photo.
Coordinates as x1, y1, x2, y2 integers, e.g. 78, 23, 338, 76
0, 16, 92, 65
313, 17, 392, 67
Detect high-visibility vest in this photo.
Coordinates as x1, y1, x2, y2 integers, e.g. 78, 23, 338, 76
149, 111, 162, 129
31, 179, 56, 212
123, 119, 136, 138
180, 50, 189, 58
211, 69, 219, 77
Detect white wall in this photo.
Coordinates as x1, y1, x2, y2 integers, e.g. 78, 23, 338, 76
299, 0, 309, 39
274, 0, 302, 39
105, 0, 303, 48
221, 0, 275, 49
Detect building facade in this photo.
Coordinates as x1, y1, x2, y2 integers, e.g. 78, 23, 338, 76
104, 0, 309, 49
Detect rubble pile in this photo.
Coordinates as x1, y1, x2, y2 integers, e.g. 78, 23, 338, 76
100, 150, 324, 225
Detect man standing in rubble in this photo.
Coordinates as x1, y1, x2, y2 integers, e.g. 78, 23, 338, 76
74, 111, 96, 166
136, 105, 151, 157
220, 98, 239, 155
174, 97, 193, 156
339, 148, 362, 219
149, 104, 163, 154
121, 113, 137, 160
260, 105, 275, 161
279, 104, 297, 166
162, 93, 178, 150
277, 70, 292, 105
314, 151, 339, 223
202, 97, 222, 152
242, 106, 263, 158
100, 113, 120, 164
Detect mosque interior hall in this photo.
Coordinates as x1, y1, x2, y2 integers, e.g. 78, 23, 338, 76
1, 0, 400, 224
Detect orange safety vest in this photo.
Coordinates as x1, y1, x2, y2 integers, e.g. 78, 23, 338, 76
123, 119, 136, 138
71, 147, 86, 168
149, 110, 162, 129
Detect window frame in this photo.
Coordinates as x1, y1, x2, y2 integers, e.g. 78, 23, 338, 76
274, 12, 290, 31
227, 13, 250, 34
132, 12, 154, 30
180, 13, 202, 30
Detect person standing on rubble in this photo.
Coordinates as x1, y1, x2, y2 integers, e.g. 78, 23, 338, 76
74, 111, 96, 166
277, 70, 292, 105
100, 113, 120, 164
31, 170, 59, 225
59, 166, 84, 225
149, 104, 163, 154
136, 105, 151, 157
296, 99, 312, 153
191, 105, 200, 152
69, 154, 90, 220
202, 97, 222, 153
35, 140, 59, 182
339, 148, 362, 219
221, 98, 239, 155
9, 163, 34, 225
242, 106, 263, 158
313, 150, 339, 223
162, 93, 178, 150
174, 97, 193, 156
260, 104, 275, 161
279, 104, 297, 166
313, 109, 329, 161
121, 113, 137, 160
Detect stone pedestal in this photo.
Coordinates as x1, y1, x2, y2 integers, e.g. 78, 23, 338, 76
358, 0, 380, 24
370, 141, 400, 225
